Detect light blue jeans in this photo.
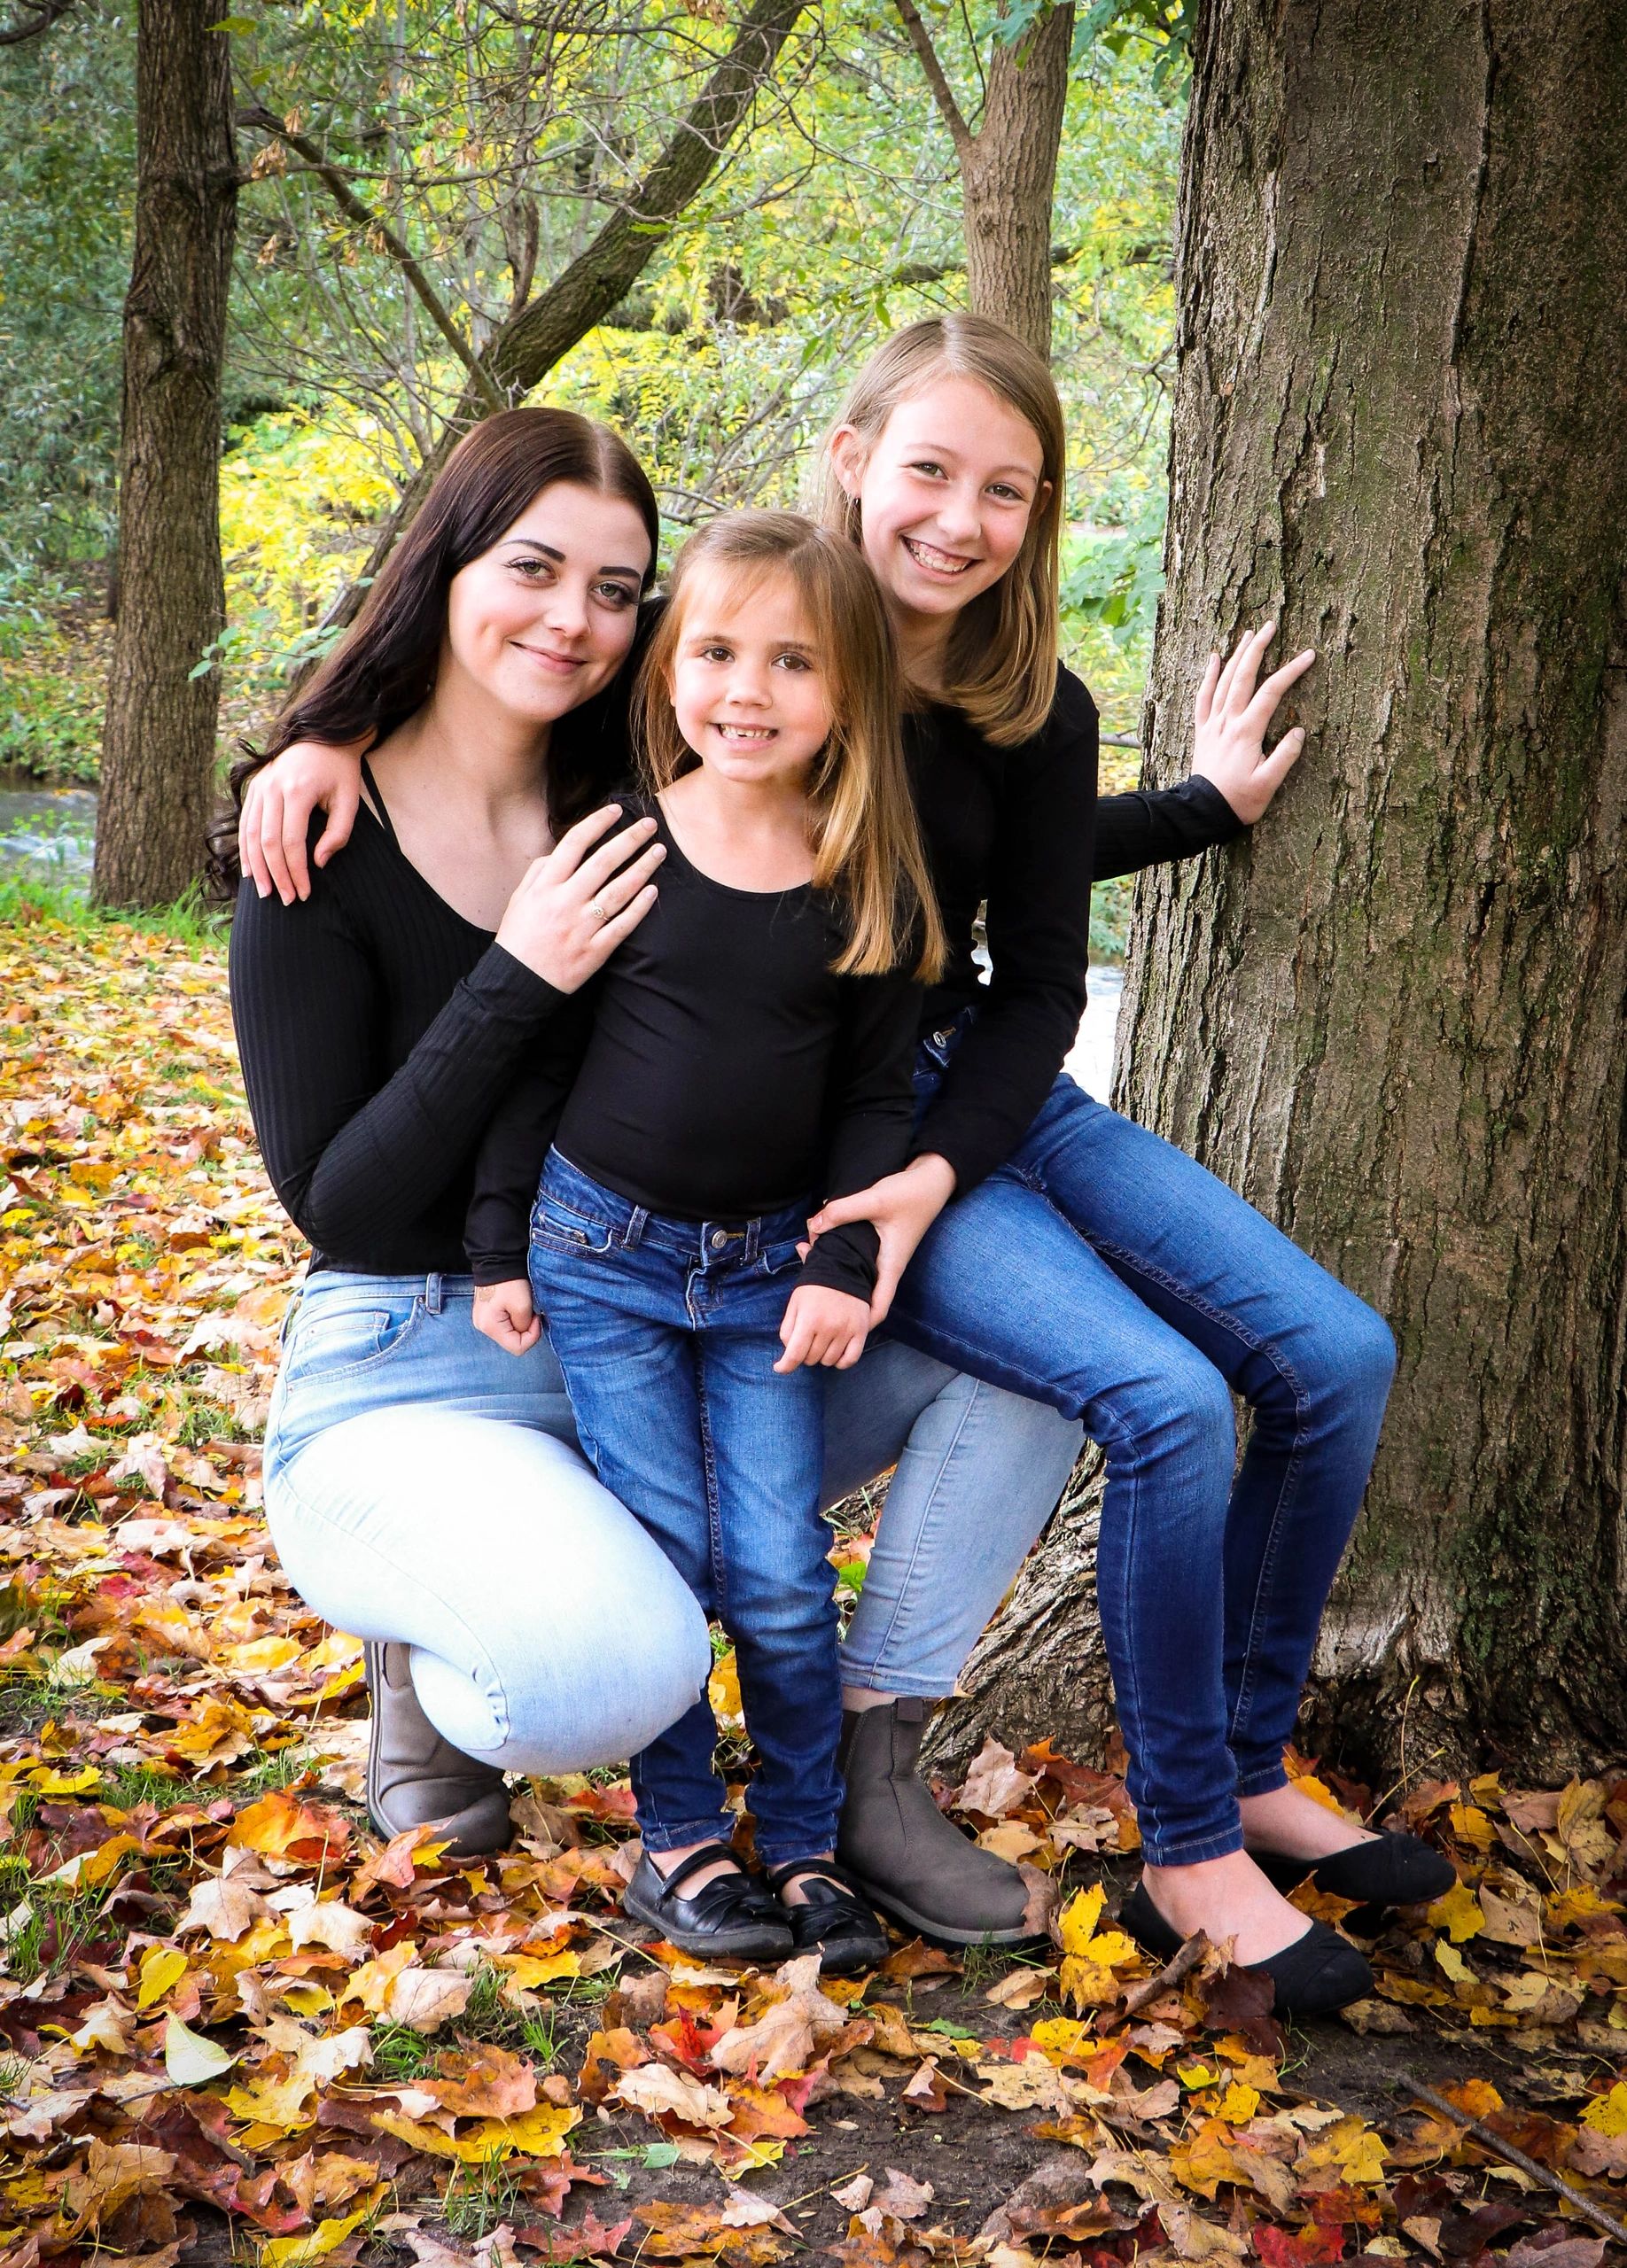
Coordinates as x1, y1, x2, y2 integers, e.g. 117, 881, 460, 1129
262, 1270, 1083, 1777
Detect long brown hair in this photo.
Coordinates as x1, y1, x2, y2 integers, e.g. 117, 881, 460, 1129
818, 314, 1066, 748
213, 408, 659, 886
633, 511, 945, 983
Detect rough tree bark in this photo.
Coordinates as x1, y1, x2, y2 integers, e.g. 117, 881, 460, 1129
950, 0, 1627, 1785
893, 0, 1073, 358
93, 0, 236, 908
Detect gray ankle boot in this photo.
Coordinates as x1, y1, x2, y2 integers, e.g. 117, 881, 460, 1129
363, 1641, 512, 1857
836, 1698, 1032, 1945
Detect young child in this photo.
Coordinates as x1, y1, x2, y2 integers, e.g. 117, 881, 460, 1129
467, 510, 943, 1973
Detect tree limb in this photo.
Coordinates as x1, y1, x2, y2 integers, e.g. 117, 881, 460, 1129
237, 106, 504, 413
891, 0, 974, 153
0, 0, 77, 43
320, 0, 813, 634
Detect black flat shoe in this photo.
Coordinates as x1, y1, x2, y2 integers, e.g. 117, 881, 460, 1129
622, 1844, 794, 1962
766, 1860, 890, 1977
1249, 1832, 1457, 1907
1120, 1880, 1373, 2021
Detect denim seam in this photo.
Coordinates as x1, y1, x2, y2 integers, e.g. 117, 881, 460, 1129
1083, 1229, 1312, 1768
282, 1296, 428, 1393
690, 1332, 727, 1619
267, 1459, 513, 1748
1142, 1823, 1247, 1866
1235, 1763, 1291, 1798
640, 1813, 730, 1852
836, 1379, 992, 1690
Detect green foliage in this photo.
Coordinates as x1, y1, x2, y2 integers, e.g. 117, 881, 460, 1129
0, 11, 134, 583
442, 2153, 523, 2242
0, 602, 108, 781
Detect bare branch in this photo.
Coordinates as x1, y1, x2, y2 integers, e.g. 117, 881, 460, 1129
319, 0, 814, 634
237, 105, 505, 413
0, 0, 77, 43
891, 0, 974, 153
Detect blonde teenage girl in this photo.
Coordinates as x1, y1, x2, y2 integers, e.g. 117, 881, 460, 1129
466, 512, 942, 1974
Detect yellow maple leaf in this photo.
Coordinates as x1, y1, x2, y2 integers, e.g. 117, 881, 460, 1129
498, 1948, 581, 1989
135, 1946, 188, 2009
261, 2198, 383, 2267
1058, 1884, 1106, 1954
1428, 1882, 1485, 1943
1216, 2082, 1260, 2124
1433, 1939, 1474, 1985
1028, 2016, 1094, 2062
1581, 2082, 1627, 2137
370, 2103, 579, 2161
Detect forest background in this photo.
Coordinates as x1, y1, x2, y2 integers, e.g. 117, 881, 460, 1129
0, 0, 1171, 965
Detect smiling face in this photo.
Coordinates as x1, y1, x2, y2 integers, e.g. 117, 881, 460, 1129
667, 564, 836, 790
830, 373, 1051, 656
441, 479, 653, 727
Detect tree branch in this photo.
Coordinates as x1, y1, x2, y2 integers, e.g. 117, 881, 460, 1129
237, 106, 504, 413
0, 0, 77, 44
891, 0, 975, 154
318, 0, 813, 636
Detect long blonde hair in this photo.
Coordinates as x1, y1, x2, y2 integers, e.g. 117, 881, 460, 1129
818, 313, 1066, 749
634, 510, 945, 983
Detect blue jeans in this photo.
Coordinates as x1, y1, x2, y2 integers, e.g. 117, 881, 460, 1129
529, 1152, 844, 1868
889, 1020, 1397, 1866
262, 1269, 1080, 1785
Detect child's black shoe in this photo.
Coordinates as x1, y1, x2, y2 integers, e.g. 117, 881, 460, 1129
623, 1844, 793, 1962
767, 1860, 890, 1977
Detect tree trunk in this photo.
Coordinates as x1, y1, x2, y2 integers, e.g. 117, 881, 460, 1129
960, 4, 1072, 359
938, 0, 1627, 1790
94, 0, 236, 908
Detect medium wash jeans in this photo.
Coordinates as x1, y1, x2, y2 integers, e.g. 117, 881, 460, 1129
261, 1252, 1082, 1817
885, 1017, 1397, 1867
529, 1151, 841, 1867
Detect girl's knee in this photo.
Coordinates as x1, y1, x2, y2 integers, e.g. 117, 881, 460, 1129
1102, 1346, 1234, 1475
1302, 1290, 1397, 1407
487, 1586, 711, 1773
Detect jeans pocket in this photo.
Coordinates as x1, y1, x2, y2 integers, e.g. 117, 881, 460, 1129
754, 1237, 805, 1279
529, 1192, 617, 1259
284, 1298, 420, 1386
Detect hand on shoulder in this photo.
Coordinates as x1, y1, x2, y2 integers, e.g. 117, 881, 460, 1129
240, 737, 369, 905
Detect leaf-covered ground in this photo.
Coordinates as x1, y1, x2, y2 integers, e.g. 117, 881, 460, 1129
3, 904, 1626, 2268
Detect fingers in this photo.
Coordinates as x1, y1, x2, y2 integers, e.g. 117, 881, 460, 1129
548, 804, 634, 879
572, 815, 659, 899
1242, 645, 1316, 731
257, 783, 300, 906
241, 796, 273, 900
805, 1189, 875, 1235
1257, 726, 1307, 790
1193, 650, 1221, 729
590, 883, 659, 955
774, 1308, 816, 1373
1224, 619, 1276, 716
312, 776, 361, 874
588, 840, 666, 922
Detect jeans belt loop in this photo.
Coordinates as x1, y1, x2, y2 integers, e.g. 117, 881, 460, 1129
424, 1272, 443, 1315
624, 1206, 648, 1251
743, 1216, 762, 1265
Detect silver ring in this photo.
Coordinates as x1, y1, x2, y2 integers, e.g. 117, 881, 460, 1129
587, 896, 608, 923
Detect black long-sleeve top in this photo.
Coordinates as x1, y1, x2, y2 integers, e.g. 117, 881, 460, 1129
905, 667, 1242, 1191
464, 799, 919, 1301
230, 665, 1241, 1282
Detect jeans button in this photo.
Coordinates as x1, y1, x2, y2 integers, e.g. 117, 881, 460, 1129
710, 1230, 728, 1250
932, 1028, 951, 1046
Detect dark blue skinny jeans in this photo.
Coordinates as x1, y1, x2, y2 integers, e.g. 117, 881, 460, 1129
528, 1148, 840, 1868
887, 1018, 1397, 1867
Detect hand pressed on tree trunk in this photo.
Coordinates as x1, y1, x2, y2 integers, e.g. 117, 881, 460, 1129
1190, 622, 1315, 825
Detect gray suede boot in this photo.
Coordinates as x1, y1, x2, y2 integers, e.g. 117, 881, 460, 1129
363, 1641, 512, 1858
836, 1698, 1032, 1945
